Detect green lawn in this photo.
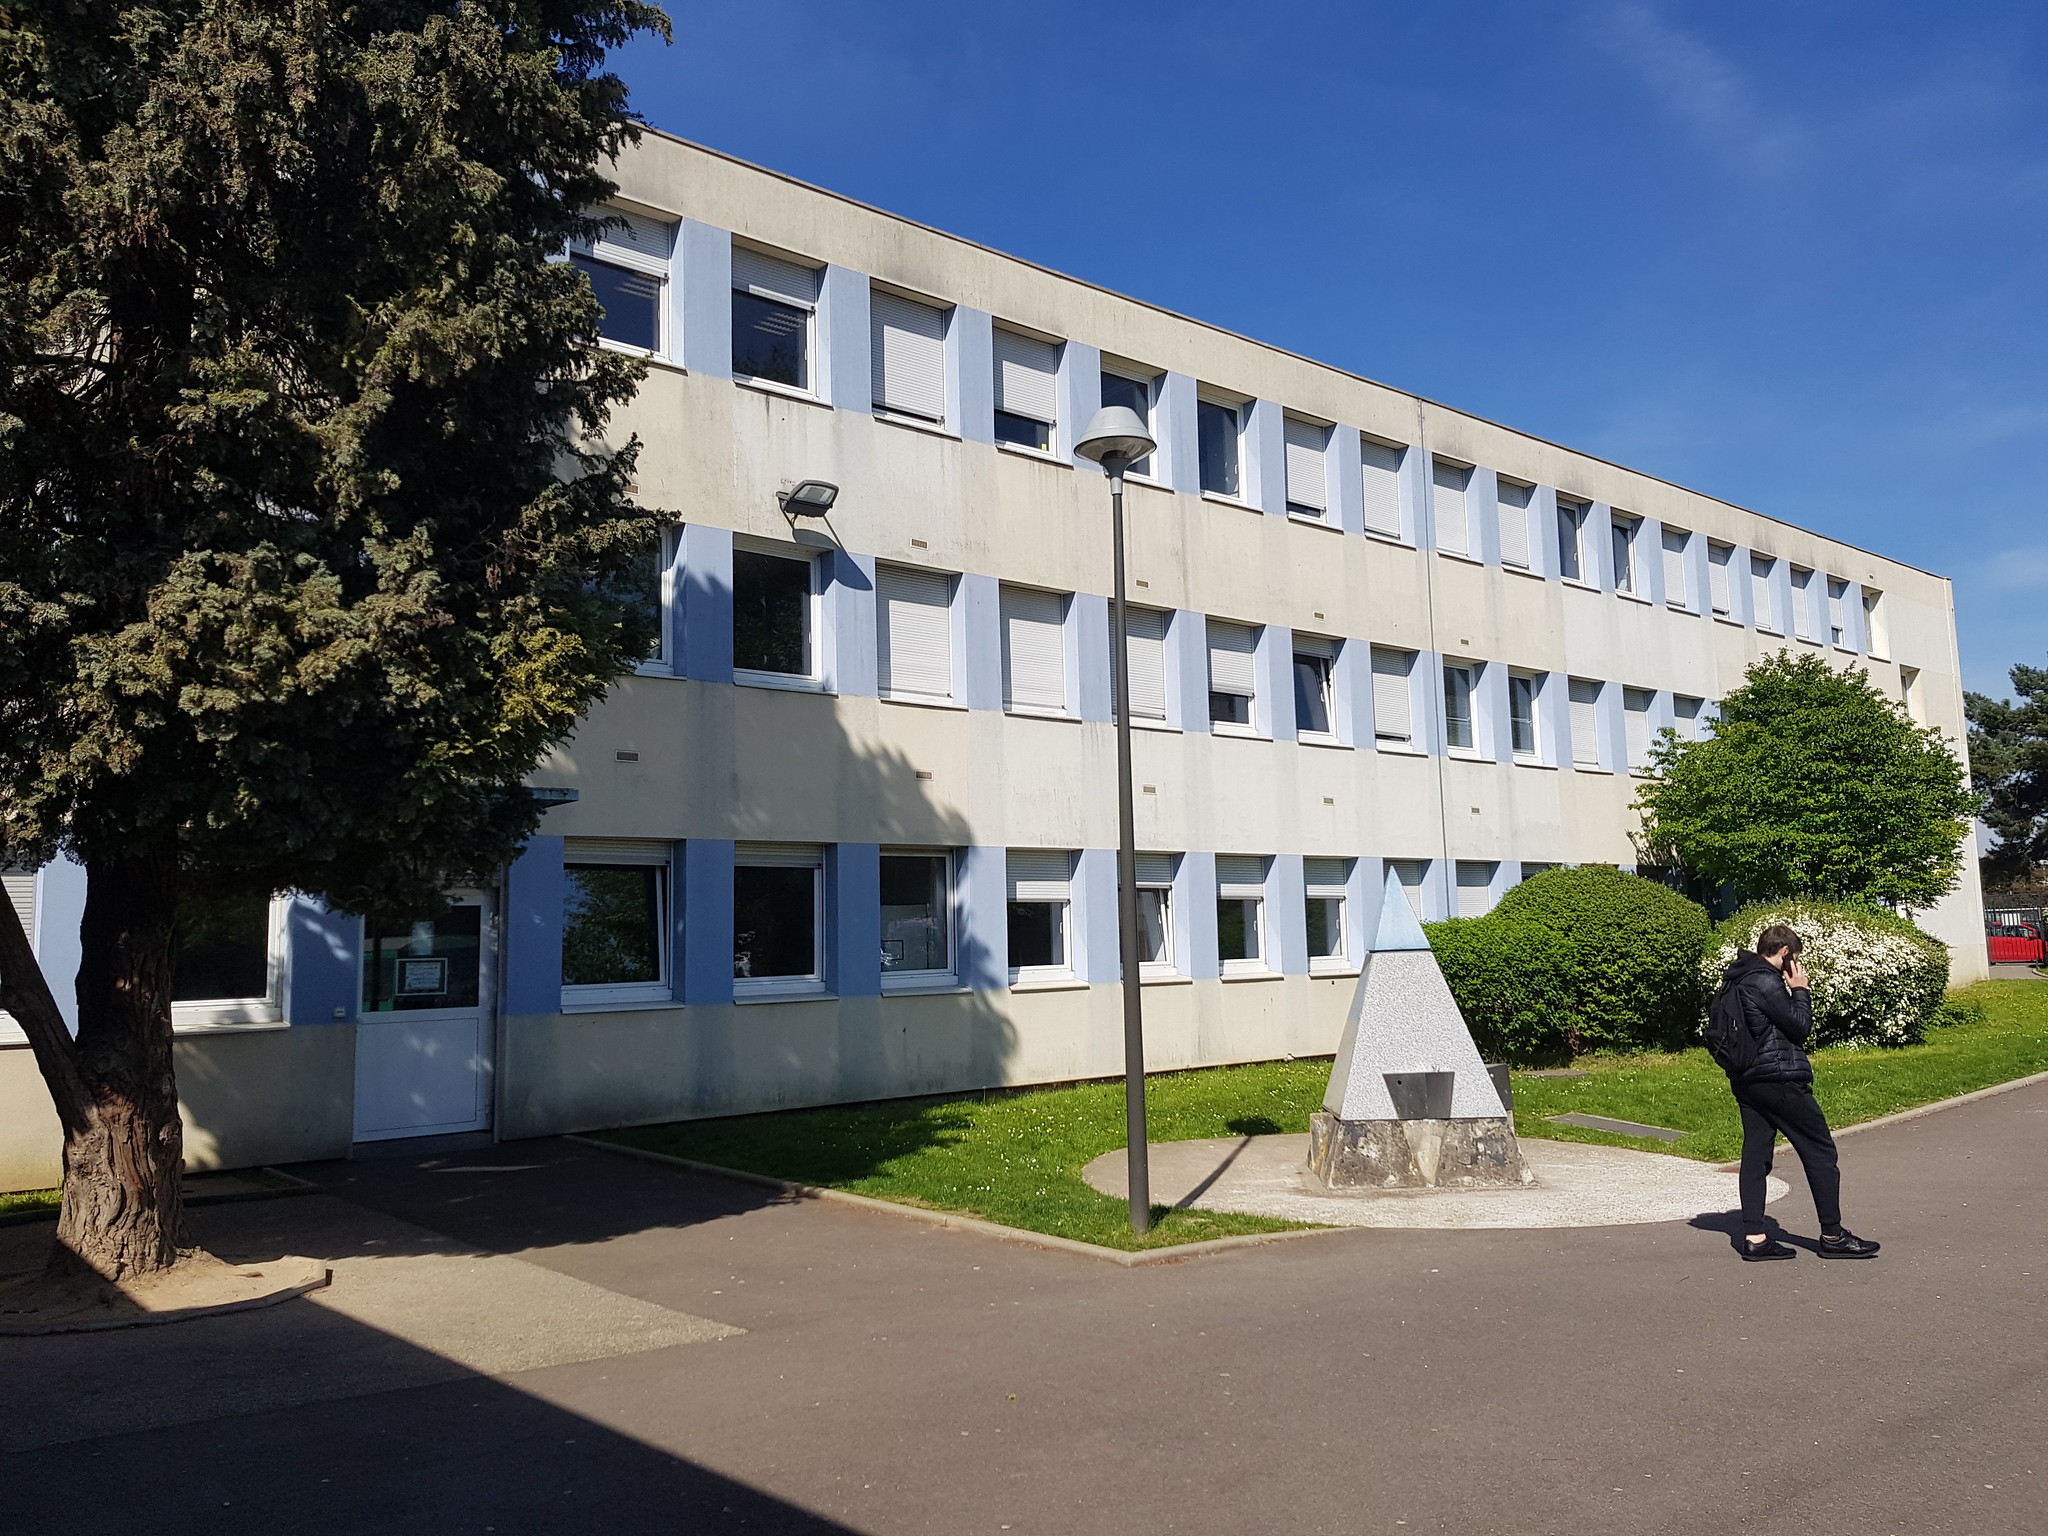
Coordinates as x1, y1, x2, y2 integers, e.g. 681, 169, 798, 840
598, 980, 2048, 1250
0, 1187, 59, 1217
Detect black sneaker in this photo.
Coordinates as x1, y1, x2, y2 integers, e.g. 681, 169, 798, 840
1817, 1230, 1880, 1259
1740, 1236, 1797, 1261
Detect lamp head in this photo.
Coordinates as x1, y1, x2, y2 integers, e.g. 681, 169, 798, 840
1073, 406, 1157, 472
778, 479, 839, 516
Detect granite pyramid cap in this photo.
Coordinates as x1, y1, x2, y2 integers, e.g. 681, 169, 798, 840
1372, 870, 1431, 951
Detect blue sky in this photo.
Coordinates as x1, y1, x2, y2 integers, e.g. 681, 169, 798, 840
611, 1, 2048, 699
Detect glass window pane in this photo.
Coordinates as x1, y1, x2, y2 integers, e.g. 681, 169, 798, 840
1007, 901, 1064, 968
1198, 400, 1239, 496
1209, 691, 1251, 726
993, 410, 1051, 451
562, 865, 663, 986
1137, 887, 1170, 965
881, 855, 949, 973
1305, 896, 1342, 959
1611, 522, 1634, 591
1444, 665, 1474, 750
732, 291, 808, 387
173, 893, 270, 1002
361, 905, 483, 1013
733, 550, 811, 675
1217, 897, 1260, 962
572, 255, 662, 352
1293, 655, 1332, 735
1099, 374, 1153, 475
734, 865, 817, 979
1510, 676, 1537, 755
1557, 508, 1582, 581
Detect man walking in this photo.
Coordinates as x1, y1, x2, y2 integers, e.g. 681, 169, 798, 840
1716, 925, 1880, 1261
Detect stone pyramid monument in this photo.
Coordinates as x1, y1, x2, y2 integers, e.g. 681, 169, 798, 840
1307, 870, 1531, 1190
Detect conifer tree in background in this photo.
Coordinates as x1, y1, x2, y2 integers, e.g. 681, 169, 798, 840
1966, 662, 2048, 892
0, 0, 669, 1279
1635, 652, 1976, 910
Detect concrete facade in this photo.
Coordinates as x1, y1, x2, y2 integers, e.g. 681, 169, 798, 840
0, 133, 1985, 1189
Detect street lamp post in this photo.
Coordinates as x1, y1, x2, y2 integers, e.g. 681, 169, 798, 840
1074, 406, 1160, 1234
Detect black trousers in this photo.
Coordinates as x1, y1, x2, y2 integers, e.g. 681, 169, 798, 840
1733, 1080, 1842, 1234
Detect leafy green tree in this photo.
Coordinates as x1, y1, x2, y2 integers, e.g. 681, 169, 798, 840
1966, 662, 2048, 890
0, 0, 668, 1279
1635, 652, 1976, 909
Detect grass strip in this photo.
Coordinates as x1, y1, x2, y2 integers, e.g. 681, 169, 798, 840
0, 1188, 60, 1217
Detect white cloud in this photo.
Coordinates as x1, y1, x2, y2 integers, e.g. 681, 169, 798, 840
1973, 546, 2048, 590
1594, 2, 1808, 177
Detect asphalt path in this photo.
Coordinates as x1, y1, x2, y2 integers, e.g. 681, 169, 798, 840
7, 1077, 2044, 1536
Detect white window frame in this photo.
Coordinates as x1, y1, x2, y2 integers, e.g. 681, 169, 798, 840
1006, 849, 1075, 986
1622, 687, 1656, 776
1863, 588, 1888, 659
1132, 853, 1178, 979
1443, 659, 1481, 757
1827, 576, 1851, 649
170, 893, 289, 1032
1899, 666, 1923, 723
1292, 634, 1340, 744
571, 206, 674, 360
1206, 617, 1261, 737
1371, 645, 1420, 752
999, 583, 1072, 717
1432, 457, 1474, 559
1508, 670, 1543, 763
733, 843, 827, 1000
1215, 856, 1270, 977
730, 241, 821, 399
1661, 526, 1693, 611
1790, 565, 1819, 642
875, 563, 957, 705
1557, 498, 1590, 585
1610, 513, 1643, 598
1751, 552, 1781, 634
1497, 479, 1534, 570
1390, 859, 1430, 920
869, 284, 950, 428
1361, 436, 1408, 541
1454, 861, 1498, 919
1568, 677, 1604, 770
560, 840, 674, 1010
1283, 415, 1331, 521
1101, 362, 1160, 481
879, 847, 958, 993
1708, 542, 1736, 618
634, 526, 677, 677
1119, 604, 1172, 725
1196, 389, 1249, 504
732, 538, 824, 693
991, 324, 1062, 456
1673, 694, 1705, 743
1304, 857, 1353, 975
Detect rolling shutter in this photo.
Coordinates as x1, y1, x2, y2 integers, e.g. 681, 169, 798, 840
1751, 555, 1777, 631
1432, 459, 1470, 554
1293, 632, 1338, 661
1790, 567, 1815, 638
870, 291, 946, 421
1284, 418, 1328, 512
1123, 606, 1168, 721
1007, 850, 1073, 902
1206, 620, 1258, 702
1569, 678, 1602, 765
1708, 544, 1733, 614
1662, 527, 1690, 607
730, 246, 818, 305
1863, 589, 1887, 657
1215, 855, 1268, 898
1827, 578, 1848, 643
1361, 439, 1404, 535
1001, 585, 1067, 711
1390, 859, 1428, 917
592, 209, 674, 265
992, 328, 1060, 426
1623, 688, 1654, 768
1371, 647, 1414, 742
876, 565, 953, 700
1132, 852, 1178, 886
1455, 861, 1496, 918
1304, 857, 1350, 897
1673, 695, 1703, 742
1497, 481, 1532, 568
2, 868, 34, 945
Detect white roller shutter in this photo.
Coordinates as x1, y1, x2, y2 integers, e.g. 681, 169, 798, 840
1123, 606, 1168, 721
1497, 481, 1532, 568
1791, 567, 1815, 639
1827, 578, 1848, 644
1751, 555, 1777, 631
870, 290, 946, 422
1708, 544, 1733, 614
1284, 418, 1328, 513
1304, 857, 1350, 897
1293, 632, 1339, 661
1662, 527, 1690, 607
992, 328, 1060, 426
1863, 589, 1888, 658
1001, 585, 1068, 712
1216, 855, 1268, 898
1391, 859, 1428, 917
1207, 620, 1258, 701
1455, 861, 1496, 917
1132, 852, 1178, 886
731, 246, 818, 305
1432, 459, 1470, 554
735, 841, 824, 868
2, 868, 34, 944
876, 565, 954, 701
1007, 849, 1073, 902
1623, 688, 1654, 769
1371, 647, 1414, 743
1361, 439, 1404, 535
592, 209, 674, 265
1673, 695, 1703, 742
1569, 678, 1602, 765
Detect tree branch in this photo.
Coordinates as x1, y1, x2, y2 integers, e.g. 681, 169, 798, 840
0, 876, 91, 1139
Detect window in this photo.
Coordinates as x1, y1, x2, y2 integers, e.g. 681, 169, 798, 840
1827, 577, 1849, 647
1432, 458, 1472, 555
876, 565, 954, 702
1661, 526, 1692, 609
1568, 677, 1602, 767
1899, 666, 1922, 723
1790, 566, 1817, 640
1862, 588, 1887, 657
1006, 850, 1073, 980
633, 532, 671, 668
1707, 542, 1734, 616
1293, 634, 1339, 739
1215, 855, 1268, 974
1673, 694, 1704, 742
1623, 687, 1655, 773
173, 892, 272, 1005
562, 842, 670, 1004
1132, 852, 1178, 973
1304, 857, 1351, 972
733, 844, 823, 993
1751, 553, 1779, 632
1207, 618, 1259, 731
1610, 514, 1641, 595
1099, 369, 1156, 476
1361, 437, 1405, 537
1000, 584, 1068, 714
1197, 395, 1242, 497
1391, 859, 1429, 919
1455, 861, 1497, 918
1118, 606, 1169, 723
2, 866, 33, 952
1284, 417, 1329, 518
1443, 661, 1477, 752
1519, 862, 1560, 881
362, 902, 481, 1014
1556, 498, 1588, 581
1497, 480, 1533, 568
572, 208, 672, 353
733, 548, 815, 679
731, 245, 819, 389
1371, 646, 1416, 748
1509, 671, 1541, 760
992, 327, 1060, 451
880, 851, 952, 984
870, 288, 947, 424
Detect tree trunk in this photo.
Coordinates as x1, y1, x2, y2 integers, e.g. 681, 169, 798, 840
50, 851, 189, 1280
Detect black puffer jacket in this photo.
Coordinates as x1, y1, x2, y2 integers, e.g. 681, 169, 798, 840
1722, 951, 1814, 1086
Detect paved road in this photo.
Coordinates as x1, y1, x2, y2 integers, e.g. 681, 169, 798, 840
8, 1080, 2045, 1536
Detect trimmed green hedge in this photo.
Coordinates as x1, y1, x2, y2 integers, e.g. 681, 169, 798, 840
1707, 899, 1950, 1047
1426, 915, 1577, 1064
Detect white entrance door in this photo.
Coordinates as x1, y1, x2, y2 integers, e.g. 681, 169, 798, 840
354, 891, 495, 1142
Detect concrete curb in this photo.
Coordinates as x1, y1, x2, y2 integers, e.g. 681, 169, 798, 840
1715, 1069, 2048, 1170
564, 1135, 1340, 1268
0, 1267, 332, 1337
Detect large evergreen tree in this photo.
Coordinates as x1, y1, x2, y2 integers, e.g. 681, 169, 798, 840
0, 0, 668, 1278
1966, 662, 2048, 891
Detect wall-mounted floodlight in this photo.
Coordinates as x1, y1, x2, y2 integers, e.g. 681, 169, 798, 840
777, 480, 839, 517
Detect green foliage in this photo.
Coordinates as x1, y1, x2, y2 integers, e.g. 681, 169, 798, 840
1423, 915, 1577, 1064
1707, 899, 1950, 1048
1636, 652, 1976, 909
0, 0, 671, 916
1928, 994, 1987, 1032
1967, 661, 2048, 889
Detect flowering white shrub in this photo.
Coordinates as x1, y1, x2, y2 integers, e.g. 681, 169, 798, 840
1703, 900, 1950, 1048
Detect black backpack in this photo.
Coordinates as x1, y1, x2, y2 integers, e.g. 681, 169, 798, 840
1703, 975, 1759, 1076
